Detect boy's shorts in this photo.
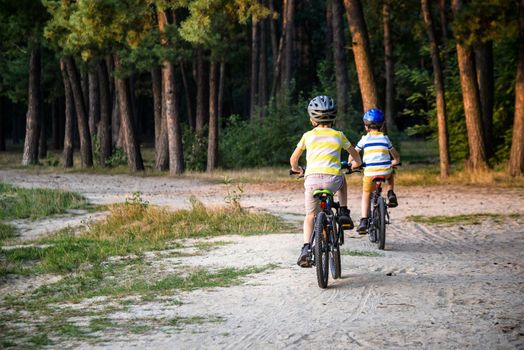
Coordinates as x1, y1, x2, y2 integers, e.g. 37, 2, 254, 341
304, 174, 345, 214
363, 173, 393, 193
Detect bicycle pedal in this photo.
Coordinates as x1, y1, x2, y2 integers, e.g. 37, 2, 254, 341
341, 224, 353, 230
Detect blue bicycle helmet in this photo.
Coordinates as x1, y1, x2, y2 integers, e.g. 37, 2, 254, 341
363, 108, 384, 125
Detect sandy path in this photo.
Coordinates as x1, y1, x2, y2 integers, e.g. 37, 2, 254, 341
1, 170, 523, 349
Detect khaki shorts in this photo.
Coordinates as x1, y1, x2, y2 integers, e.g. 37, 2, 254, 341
363, 173, 393, 193
304, 174, 345, 214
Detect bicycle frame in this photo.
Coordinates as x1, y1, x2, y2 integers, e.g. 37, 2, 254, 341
308, 193, 339, 264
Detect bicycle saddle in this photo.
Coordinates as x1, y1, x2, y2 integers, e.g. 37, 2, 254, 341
313, 189, 334, 198
372, 176, 386, 183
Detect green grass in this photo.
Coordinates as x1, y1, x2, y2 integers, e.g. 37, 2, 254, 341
85, 196, 289, 242
341, 249, 383, 257
0, 222, 16, 243
27, 264, 276, 304
168, 315, 224, 328
1, 197, 287, 277
0, 182, 92, 220
405, 212, 520, 225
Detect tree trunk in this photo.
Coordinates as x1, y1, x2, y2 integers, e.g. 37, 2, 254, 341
155, 14, 169, 172
180, 61, 194, 129
195, 48, 207, 133
332, 0, 350, 126
383, 0, 394, 130
0, 97, 5, 151
158, 10, 183, 175
51, 100, 60, 150
64, 56, 93, 167
88, 61, 100, 142
207, 61, 218, 171
344, 0, 380, 111
162, 61, 184, 175
81, 69, 89, 116
282, 0, 295, 89
22, 47, 41, 165
269, 0, 278, 65
250, 19, 259, 119
97, 59, 112, 166
113, 55, 144, 172
509, 0, 524, 176
326, 0, 334, 63
39, 108, 47, 159
112, 91, 121, 148
60, 58, 74, 168
451, 0, 487, 170
151, 66, 162, 148
271, 0, 287, 98
128, 74, 139, 143
438, 0, 448, 39
474, 41, 494, 157
218, 61, 225, 121
258, 17, 268, 119
421, 0, 450, 178
155, 99, 169, 171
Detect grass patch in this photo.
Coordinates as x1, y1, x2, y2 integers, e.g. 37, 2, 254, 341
168, 315, 224, 328
29, 264, 276, 303
1, 198, 286, 276
0, 222, 17, 244
89, 317, 117, 332
0, 182, 91, 220
405, 213, 516, 225
86, 196, 288, 242
341, 249, 383, 257
193, 240, 233, 252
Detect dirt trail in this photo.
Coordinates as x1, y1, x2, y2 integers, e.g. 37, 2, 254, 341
1, 169, 523, 349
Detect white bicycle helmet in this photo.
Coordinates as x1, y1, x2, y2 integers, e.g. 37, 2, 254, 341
307, 95, 337, 122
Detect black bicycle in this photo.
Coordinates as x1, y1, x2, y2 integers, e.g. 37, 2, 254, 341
364, 163, 401, 250
290, 163, 355, 288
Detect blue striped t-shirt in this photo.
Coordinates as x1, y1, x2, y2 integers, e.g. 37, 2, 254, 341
355, 131, 394, 176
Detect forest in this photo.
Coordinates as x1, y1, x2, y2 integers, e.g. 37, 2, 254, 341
0, 0, 522, 177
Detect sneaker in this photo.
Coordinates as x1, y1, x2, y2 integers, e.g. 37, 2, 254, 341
388, 190, 398, 208
338, 207, 354, 230
297, 244, 312, 268
357, 218, 368, 234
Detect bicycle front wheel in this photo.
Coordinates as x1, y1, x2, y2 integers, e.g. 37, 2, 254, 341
314, 212, 329, 288
377, 197, 387, 250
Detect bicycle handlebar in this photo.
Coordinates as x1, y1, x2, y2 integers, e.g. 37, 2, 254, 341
289, 162, 401, 177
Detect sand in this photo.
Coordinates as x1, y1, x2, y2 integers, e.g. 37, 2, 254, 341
0, 169, 523, 349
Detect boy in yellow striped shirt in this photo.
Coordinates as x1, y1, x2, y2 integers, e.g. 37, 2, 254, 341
290, 96, 361, 267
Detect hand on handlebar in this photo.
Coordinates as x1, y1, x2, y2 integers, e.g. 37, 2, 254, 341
289, 166, 305, 178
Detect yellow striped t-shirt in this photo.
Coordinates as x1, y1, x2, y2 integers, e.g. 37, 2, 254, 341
297, 127, 352, 176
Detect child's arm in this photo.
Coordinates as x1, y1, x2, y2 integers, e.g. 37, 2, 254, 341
389, 147, 400, 166
290, 147, 304, 175
348, 146, 362, 169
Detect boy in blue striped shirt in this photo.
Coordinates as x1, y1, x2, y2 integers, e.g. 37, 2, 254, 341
353, 108, 401, 234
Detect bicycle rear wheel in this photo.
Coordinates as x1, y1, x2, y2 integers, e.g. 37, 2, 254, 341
314, 212, 329, 288
377, 197, 386, 250
368, 198, 377, 243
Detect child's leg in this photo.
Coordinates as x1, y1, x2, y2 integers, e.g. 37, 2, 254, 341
361, 176, 373, 218
361, 191, 371, 218
387, 173, 395, 192
303, 212, 315, 244
337, 177, 348, 207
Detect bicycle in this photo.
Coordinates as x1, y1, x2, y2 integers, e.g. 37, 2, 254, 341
362, 163, 401, 250
290, 162, 356, 288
